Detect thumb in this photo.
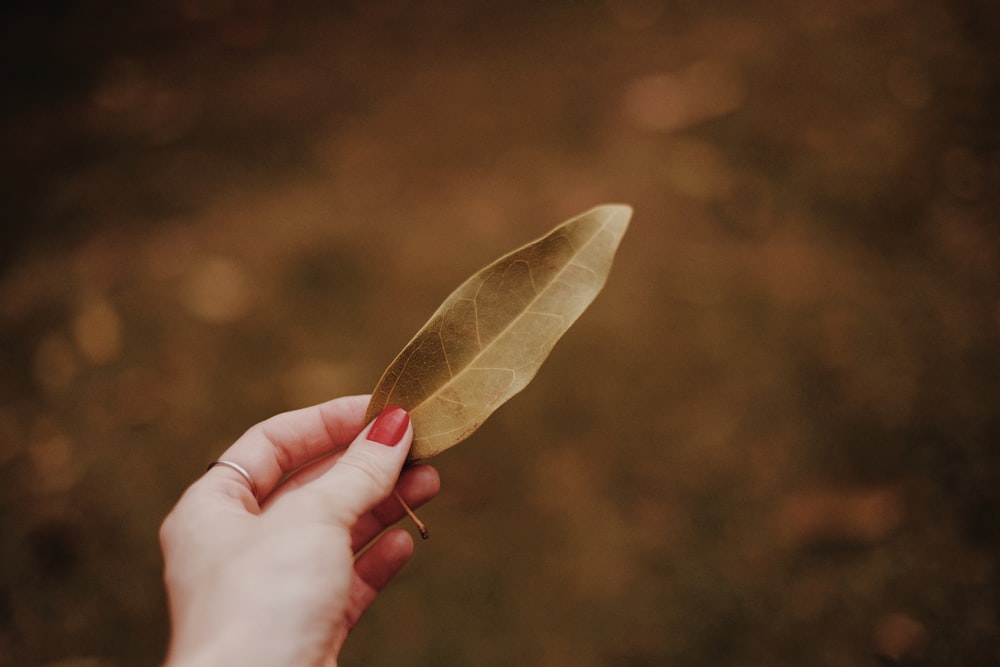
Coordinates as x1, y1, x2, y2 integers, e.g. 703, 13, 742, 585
315, 406, 413, 524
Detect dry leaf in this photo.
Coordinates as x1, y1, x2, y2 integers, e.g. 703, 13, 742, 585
366, 204, 632, 460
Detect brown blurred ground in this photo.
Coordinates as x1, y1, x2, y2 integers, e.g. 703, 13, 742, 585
1, 1, 999, 665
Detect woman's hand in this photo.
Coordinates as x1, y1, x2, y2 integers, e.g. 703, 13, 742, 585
159, 395, 439, 666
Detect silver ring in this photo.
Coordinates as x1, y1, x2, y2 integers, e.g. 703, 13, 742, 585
207, 460, 259, 500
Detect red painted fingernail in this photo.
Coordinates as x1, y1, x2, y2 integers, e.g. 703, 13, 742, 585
368, 406, 409, 446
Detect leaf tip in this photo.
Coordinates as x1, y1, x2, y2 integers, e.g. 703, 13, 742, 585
590, 203, 633, 232
593, 202, 633, 215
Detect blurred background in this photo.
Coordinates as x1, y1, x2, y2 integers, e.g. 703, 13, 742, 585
1, 1, 998, 665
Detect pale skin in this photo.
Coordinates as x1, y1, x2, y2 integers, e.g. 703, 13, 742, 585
159, 395, 440, 666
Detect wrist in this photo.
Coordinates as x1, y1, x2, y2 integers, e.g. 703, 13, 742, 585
164, 629, 275, 667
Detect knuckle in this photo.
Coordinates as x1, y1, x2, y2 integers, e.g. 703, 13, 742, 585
337, 451, 390, 490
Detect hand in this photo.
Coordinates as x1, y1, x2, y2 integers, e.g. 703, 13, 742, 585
159, 395, 439, 666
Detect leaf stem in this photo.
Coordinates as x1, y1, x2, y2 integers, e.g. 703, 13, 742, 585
394, 490, 429, 539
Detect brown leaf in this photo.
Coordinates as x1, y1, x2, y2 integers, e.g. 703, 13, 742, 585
365, 204, 632, 460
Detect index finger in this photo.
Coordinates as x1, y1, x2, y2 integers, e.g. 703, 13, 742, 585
205, 395, 371, 504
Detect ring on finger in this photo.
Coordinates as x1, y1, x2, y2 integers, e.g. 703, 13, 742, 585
207, 459, 259, 500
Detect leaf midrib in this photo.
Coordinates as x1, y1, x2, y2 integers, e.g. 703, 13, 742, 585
410, 214, 613, 419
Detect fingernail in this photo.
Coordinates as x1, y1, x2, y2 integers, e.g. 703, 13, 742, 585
368, 406, 409, 446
